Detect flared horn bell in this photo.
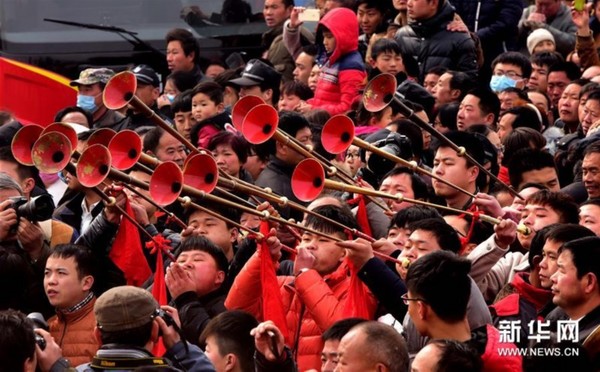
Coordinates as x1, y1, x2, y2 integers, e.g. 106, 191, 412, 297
363, 73, 397, 113
88, 128, 117, 147
31, 132, 73, 173
183, 153, 219, 193
241, 104, 279, 144
321, 115, 355, 154
76, 144, 112, 188
41, 122, 78, 149
232, 95, 265, 131
108, 130, 142, 170
150, 161, 184, 206
291, 158, 326, 202
11, 125, 45, 166
103, 71, 137, 110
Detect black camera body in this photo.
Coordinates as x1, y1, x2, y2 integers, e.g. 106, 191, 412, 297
152, 309, 178, 335
27, 312, 48, 350
367, 132, 414, 175
8, 194, 55, 222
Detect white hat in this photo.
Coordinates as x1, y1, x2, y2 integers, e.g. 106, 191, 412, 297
527, 29, 555, 55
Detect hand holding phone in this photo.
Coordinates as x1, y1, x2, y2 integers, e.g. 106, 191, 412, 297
298, 8, 320, 22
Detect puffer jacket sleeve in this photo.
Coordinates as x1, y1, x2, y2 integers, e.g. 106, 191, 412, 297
452, 36, 479, 78
224, 251, 264, 319
476, 0, 523, 42
358, 258, 408, 321
315, 69, 366, 116
295, 269, 376, 332
173, 291, 225, 346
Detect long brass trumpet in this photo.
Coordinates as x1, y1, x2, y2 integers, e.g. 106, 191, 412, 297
292, 158, 530, 235
321, 115, 476, 198
363, 73, 523, 200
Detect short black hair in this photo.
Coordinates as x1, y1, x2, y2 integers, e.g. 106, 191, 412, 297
393, 119, 424, 160
178, 235, 229, 272
389, 206, 443, 230
281, 80, 313, 101
492, 51, 533, 78
49, 244, 96, 280
191, 81, 224, 105
54, 105, 93, 127
464, 87, 501, 125
426, 66, 448, 77
502, 105, 543, 133
436, 102, 459, 131
381, 168, 429, 201
171, 89, 193, 113
0, 146, 42, 185
408, 219, 461, 254
508, 149, 557, 189
436, 131, 486, 169
406, 250, 472, 322
447, 71, 476, 101
528, 224, 595, 267
584, 140, 600, 157
0, 310, 36, 372
199, 310, 258, 371
143, 126, 165, 154
560, 237, 600, 283
548, 61, 582, 81
166, 28, 200, 65
185, 197, 240, 230
526, 190, 579, 224
166, 71, 198, 93
322, 318, 367, 341
370, 38, 402, 61
429, 339, 483, 372
502, 127, 546, 167
530, 51, 564, 69
261, 111, 311, 156
207, 131, 251, 164
305, 204, 358, 238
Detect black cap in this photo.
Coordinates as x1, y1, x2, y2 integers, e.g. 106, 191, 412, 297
229, 59, 281, 87
132, 65, 160, 87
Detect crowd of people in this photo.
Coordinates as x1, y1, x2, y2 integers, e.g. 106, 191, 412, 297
2, 0, 600, 370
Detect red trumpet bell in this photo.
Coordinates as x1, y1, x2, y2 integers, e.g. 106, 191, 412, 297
41, 122, 78, 149
88, 128, 117, 147
108, 130, 142, 170
363, 73, 397, 113
76, 144, 112, 188
12, 125, 45, 166
241, 104, 279, 144
183, 153, 219, 193
291, 158, 326, 202
31, 132, 73, 173
321, 115, 355, 154
150, 161, 184, 206
232, 95, 265, 131
103, 71, 137, 110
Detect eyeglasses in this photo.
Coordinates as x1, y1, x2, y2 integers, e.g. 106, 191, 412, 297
346, 152, 360, 159
401, 293, 427, 305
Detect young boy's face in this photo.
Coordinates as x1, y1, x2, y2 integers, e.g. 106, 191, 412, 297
357, 4, 383, 36
518, 202, 561, 249
278, 93, 303, 111
176, 249, 224, 296
372, 51, 404, 76
298, 230, 346, 276
174, 111, 196, 141
192, 92, 222, 122
322, 31, 336, 55
188, 209, 237, 258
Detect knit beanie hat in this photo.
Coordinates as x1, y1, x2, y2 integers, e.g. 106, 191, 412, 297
527, 29, 555, 54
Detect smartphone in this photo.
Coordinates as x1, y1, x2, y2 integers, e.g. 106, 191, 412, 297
299, 8, 320, 22
574, 0, 585, 12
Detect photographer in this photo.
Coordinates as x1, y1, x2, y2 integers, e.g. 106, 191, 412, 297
0, 173, 53, 316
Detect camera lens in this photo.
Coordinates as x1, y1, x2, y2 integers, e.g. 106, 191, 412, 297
18, 194, 55, 222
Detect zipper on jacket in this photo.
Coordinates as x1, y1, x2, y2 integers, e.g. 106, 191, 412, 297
293, 303, 306, 362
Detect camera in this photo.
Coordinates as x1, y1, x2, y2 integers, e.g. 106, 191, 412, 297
367, 133, 414, 175
152, 309, 178, 334
27, 312, 48, 350
8, 194, 55, 222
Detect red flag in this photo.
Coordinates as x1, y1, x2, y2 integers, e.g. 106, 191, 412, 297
152, 249, 168, 356
109, 199, 152, 286
259, 221, 289, 343
342, 258, 371, 319
348, 195, 373, 237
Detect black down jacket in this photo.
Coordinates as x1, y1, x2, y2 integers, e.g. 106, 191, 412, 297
394, 1, 478, 82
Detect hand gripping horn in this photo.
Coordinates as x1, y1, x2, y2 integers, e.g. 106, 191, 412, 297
232, 95, 266, 131
76, 144, 113, 188
108, 130, 143, 171
31, 132, 73, 173
363, 73, 523, 199
11, 125, 45, 166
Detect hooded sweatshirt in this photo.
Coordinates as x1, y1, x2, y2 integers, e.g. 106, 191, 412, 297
308, 8, 366, 115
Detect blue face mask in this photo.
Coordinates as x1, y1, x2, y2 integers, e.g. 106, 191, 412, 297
490, 75, 517, 92
76, 94, 97, 112
166, 94, 175, 103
